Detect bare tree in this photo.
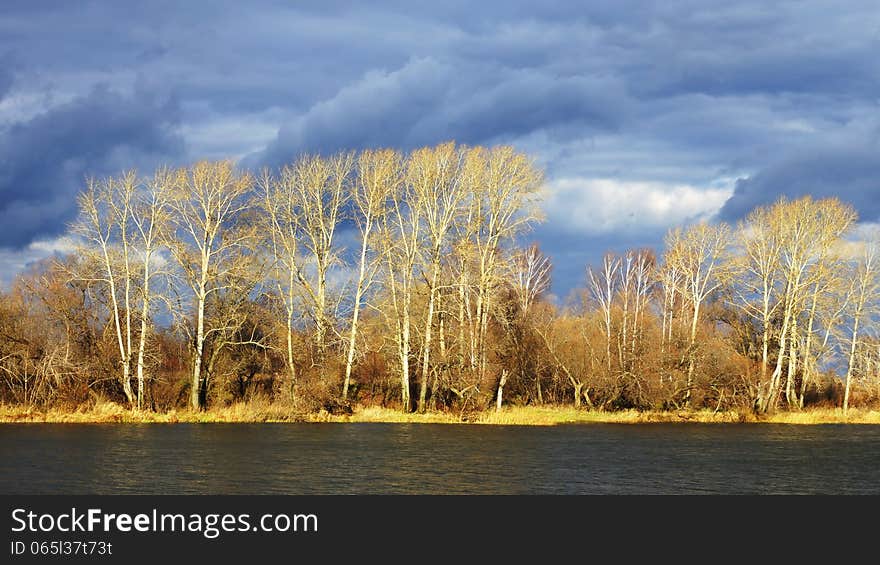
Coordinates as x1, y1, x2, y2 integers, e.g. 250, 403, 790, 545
130, 168, 173, 409
72, 172, 140, 407
452, 196, 479, 379
757, 197, 855, 412
617, 251, 634, 369
259, 167, 301, 394
509, 244, 552, 316
843, 232, 879, 412
287, 154, 353, 363
409, 142, 465, 412
730, 204, 784, 406
466, 146, 544, 383
505, 243, 551, 404
379, 157, 423, 412
535, 311, 595, 409
342, 149, 398, 400
664, 222, 730, 406
630, 250, 654, 361
588, 253, 619, 375
616, 249, 653, 370
659, 259, 682, 351
166, 161, 257, 410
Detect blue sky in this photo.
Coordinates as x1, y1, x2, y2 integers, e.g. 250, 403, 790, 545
1, 1, 878, 297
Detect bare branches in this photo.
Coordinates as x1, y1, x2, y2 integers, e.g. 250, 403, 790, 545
165, 160, 259, 410
508, 244, 551, 315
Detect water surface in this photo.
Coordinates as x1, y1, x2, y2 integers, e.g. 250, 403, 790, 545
2, 423, 878, 494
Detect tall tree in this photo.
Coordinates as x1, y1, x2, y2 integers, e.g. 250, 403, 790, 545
730, 203, 784, 406
166, 161, 256, 410
130, 168, 173, 409
409, 142, 465, 412
505, 243, 551, 404
259, 167, 301, 394
380, 156, 423, 412
466, 146, 543, 384
843, 233, 879, 412
72, 172, 140, 407
757, 197, 855, 412
287, 154, 353, 364
588, 253, 619, 375
665, 222, 730, 406
342, 149, 398, 400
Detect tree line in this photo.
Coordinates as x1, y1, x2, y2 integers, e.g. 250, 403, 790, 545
1, 141, 877, 414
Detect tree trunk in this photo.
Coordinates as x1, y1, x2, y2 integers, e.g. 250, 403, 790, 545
458, 265, 467, 372
136, 291, 149, 411
315, 263, 327, 368
573, 381, 584, 408
684, 301, 700, 408
400, 303, 412, 412
438, 299, 446, 360
603, 307, 612, 374
191, 290, 206, 411
785, 317, 798, 408
799, 287, 821, 409
418, 253, 441, 412
844, 317, 860, 413
495, 370, 508, 412
343, 234, 370, 400
582, 386, 594, 410
762, 291, 794, 413
620, 285, 629, 371
286, 314, 297, 398
121, 363, 133, 408
761, 287, 771, 383
536, 373, 543, 404
103, 246, 134, 407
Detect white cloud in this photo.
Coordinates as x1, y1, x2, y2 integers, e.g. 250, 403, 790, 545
835, 222, 880, 260
179, 108, 287, 161
542, 177, 734, 235
0, 236, 78, 288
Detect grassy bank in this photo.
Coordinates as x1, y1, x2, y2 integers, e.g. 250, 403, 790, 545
1, 401, 879, 425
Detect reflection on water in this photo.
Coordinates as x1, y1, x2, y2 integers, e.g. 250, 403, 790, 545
1, 423, 878, 494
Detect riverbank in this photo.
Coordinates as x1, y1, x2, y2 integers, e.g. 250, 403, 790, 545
1, 401, 879, 424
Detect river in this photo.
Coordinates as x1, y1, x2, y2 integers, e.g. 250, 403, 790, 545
2, 423, 878, 494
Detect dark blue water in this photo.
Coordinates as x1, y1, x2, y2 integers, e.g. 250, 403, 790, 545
2, 423, 878, 494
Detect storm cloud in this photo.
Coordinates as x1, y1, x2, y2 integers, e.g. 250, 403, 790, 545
0, 85, 183, 246
0, 62, 12, 101
720, 145, 880, 223
255, 56, 631, 167
1, 1, 878, 292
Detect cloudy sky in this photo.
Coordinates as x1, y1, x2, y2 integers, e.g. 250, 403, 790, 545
1, 1, 878, 297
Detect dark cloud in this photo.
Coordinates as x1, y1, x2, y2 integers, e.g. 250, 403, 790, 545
1, 0, 879, 294
720, 145, 880, 222
254, 57, 631, 168
0, 85, 184, 247
0, 72, 10, 102
0, 53, 14, 100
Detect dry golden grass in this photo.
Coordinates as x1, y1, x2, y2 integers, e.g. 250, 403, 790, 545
2, 401, 879, 425
475, 406, 768, 425
0, 399, 308, 424
761, 407, 880, 425
328, 406, 459, 424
